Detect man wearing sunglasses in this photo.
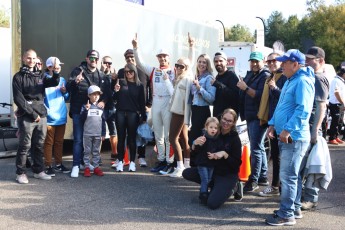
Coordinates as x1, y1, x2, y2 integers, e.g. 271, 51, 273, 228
67, 49, 111, 178
100, 56, 119, 161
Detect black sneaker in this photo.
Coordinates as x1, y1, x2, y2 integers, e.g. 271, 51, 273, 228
199, 192, 208, 205
159, 163, 174, 175
274, 209, 303, 219
150, 161, 167, 172
233, 181, 243, 202
266, 214, 296, 226
243, 181, 259, 192
45, 166, 56, 177
258, 177, 269, 186
54, 164, 71, 174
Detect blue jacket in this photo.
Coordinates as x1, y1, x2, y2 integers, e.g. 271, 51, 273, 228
44, 74, 69, 126
190, 72, 216, 106
268, 67, 315, 141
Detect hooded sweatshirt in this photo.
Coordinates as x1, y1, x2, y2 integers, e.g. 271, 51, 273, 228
268, 67, 315, 141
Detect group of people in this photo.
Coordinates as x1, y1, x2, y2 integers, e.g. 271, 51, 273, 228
12, 36, 340, 227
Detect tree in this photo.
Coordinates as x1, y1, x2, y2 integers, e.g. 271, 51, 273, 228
305, 3, 345, 66
265, 11, 286, 48
225, 24, 255, 42
0, 7, 10, 28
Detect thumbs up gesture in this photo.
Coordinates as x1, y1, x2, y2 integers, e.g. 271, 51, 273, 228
85, 100, 91, 110
114, 79, 120, 92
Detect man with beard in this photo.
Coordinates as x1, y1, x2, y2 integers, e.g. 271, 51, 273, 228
212, 52, 240, 118
67, 50, 111, 178
237, 51, 271, 192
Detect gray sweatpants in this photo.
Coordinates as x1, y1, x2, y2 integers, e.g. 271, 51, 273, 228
83, 136, 102, 168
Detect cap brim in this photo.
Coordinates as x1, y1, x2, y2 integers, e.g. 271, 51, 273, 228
305, 54, 317, 59
249, 58, 262, 61
156, 53, 169, 57
275, 56, 289, 62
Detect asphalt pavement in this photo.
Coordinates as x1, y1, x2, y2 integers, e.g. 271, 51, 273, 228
0, 138, 344, 230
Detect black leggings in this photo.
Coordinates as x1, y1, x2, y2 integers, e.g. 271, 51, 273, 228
182, 167, 238, 210
270, 131, 280, 187
189, 105, 210, 146
116, 111, 139, 162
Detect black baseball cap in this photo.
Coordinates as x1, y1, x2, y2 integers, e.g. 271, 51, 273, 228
305, 46, 325, 59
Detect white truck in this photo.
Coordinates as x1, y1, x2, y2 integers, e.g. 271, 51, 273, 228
11, 0, 220, 139
219, 41, 273, 77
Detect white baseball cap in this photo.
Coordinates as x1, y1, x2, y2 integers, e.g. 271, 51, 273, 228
88, 85, 103, 95
156, 48, 170, 57
46, 57, 64, 67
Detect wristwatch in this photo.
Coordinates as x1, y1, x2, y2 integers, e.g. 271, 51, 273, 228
245, 86, 250, 92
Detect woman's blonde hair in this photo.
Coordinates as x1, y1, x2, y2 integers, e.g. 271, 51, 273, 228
196, 54, 213, 76
204, 117, 220, 131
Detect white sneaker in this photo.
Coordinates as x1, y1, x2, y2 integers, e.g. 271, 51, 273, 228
16, 174, 29, 184
34, 171, 52, 180
138, 158, 147, 167
111, 159, 120, 168
71, 166, 79, 178
116, 161, 124, 172
169, 167, 184, 178
129, 161, 136, 172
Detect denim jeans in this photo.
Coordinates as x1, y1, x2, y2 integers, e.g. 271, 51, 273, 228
198, 166, 214, 193
277, 140, 309, 219
247, 119, 268, 182
104, 108, 117, 136
72, 114, 84, 167
16, 116, 47, 174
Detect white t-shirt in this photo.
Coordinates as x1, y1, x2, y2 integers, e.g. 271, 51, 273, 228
329, 76, 345, 104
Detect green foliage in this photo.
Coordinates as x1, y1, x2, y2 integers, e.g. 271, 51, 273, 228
306, 4, 345, 67
225, 24, 255, 42
263, 3, 345, 67
0, 7, 10, 28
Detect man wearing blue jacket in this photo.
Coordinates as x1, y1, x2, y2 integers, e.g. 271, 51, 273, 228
265, 49, 315, 226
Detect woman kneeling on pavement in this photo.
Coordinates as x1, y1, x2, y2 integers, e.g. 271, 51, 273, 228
182, 108, 242, 209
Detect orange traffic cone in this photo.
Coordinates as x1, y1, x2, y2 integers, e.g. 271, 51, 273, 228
238, 144, 251, 182
124, 147, 130, 166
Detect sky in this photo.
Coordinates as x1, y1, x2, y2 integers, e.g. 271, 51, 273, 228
144, 0, 336, 32
0, 0, 336, 32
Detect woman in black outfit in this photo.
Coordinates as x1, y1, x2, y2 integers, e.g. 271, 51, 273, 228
183, 108, 242, 209
113, 63, 146, 172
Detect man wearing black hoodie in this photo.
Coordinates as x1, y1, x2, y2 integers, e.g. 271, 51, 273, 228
13, 49, 60, 184
67, 50, 111, 178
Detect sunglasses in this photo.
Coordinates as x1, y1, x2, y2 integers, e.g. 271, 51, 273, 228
175, 63, 185, 69
125, 56, 135, 60
88, 57, 99, 61
103, 62, 112, 65
124, 70, 134, 74
266, 59, 277, 64
36, 63, 42, 66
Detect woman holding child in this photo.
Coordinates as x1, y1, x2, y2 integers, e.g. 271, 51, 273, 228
183, 108, 242, 209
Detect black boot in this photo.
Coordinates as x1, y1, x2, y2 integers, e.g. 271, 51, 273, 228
199, 192, 208, 205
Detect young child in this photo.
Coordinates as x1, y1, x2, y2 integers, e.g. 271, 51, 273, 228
80, 85, 106, 177
192, 117, 220, 204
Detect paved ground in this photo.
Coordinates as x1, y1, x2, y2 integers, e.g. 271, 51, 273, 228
0, 138, 344, 229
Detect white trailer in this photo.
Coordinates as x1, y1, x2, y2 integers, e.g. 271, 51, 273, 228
219, 41, 273, 77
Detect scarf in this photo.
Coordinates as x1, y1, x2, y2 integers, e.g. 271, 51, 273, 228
257, 72, 283, 126
20, 65, 41, 77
